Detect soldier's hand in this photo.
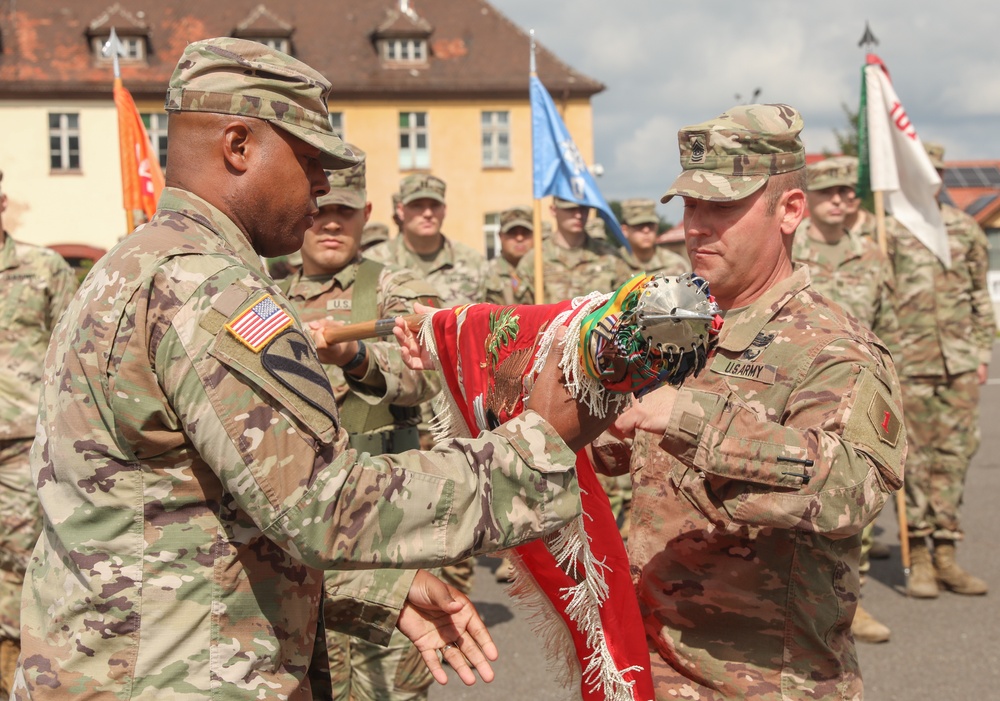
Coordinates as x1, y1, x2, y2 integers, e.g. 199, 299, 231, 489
308, 319, 362, 368
977, 363, 989, 385
613, 384, 679, 439
525, 327, 618, 453
398, 569, 498, 686
394, 302, 437, 370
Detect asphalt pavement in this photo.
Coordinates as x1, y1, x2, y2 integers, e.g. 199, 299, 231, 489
432, 346, 1000, 701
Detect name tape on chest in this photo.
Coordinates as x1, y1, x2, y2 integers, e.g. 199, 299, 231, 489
711, 358, 777, 385
225, 294, 294, 352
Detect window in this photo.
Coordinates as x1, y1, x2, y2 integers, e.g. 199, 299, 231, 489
141, 113, 168, 169
93, 35, 145, 61
330, 112, 344, 139
382, 39, 427, 63
399, 112, 429, 170
484, 212, 501, 260
256, 37, 291, 54
481, 111, 511, 167
49, 113, 81, 172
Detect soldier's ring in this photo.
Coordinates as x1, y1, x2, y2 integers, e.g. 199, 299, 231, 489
441, 642, 456, 652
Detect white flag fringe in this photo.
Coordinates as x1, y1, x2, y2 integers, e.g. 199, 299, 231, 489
864, 63, 950, 267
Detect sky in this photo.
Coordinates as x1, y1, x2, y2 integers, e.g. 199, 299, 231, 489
490, 0, 1000, 222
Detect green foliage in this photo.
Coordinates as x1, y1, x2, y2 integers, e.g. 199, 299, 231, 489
833, 102, 861, 157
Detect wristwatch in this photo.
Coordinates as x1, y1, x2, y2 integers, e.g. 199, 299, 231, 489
342, 340, 367, 372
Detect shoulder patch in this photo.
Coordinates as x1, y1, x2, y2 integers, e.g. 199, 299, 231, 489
842, 367, 904, 490
867, 391, 902, 448
261, 329, 339, 425
226, 294, 294, 352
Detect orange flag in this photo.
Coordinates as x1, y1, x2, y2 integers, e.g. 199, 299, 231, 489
113, 78, 164, 228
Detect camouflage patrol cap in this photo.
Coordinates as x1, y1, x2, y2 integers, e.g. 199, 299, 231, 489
361, 222, 389, 248
806, 156, 857, 191
499, 206, 533, 234
924, 142, 946, 170
164, 37, 358, 170
399, 173, 446, 205
553, 197, 585, 209
317, 144, 366, 209
620, 198, 660, 226
661, 103, 805, 203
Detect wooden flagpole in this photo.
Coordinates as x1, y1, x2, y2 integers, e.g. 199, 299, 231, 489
530, 30, 545, 305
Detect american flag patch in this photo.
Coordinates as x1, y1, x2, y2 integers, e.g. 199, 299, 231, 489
225, 294, 294, 352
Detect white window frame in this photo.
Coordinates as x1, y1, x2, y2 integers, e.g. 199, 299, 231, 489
140, 113, 169, 169
481, 110, 511, 168
484, 212, 501, 260
49, 113, 81, 172
256, 37, 291, 54
330, 112, 344, 139
93, 35, 145, 61
382, 38, 427, 63
398, 111, 430, 170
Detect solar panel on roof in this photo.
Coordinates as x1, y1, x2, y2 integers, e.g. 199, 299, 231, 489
944, 166, 1000, 188
966, 193, 999, 216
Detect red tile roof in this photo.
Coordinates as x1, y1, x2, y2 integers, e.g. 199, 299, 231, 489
0, 0, 605, 100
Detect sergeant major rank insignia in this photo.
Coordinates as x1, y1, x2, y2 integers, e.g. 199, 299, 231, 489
689, 135, 706, 164
225, 294, 294, 352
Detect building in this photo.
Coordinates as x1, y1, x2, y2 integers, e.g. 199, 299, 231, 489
0, 0, 604, 256
941, 161, 1000, 307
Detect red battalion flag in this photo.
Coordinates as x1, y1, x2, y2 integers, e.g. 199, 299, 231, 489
421, 296, 656, 701
113, 77, 164, 227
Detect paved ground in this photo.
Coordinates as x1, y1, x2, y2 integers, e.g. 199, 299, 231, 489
432, 348, 1000, 701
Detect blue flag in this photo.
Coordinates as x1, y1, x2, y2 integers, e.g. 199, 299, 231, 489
530, 75, 629, 250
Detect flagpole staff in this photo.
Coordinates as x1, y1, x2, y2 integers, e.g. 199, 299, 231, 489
529, 29, 545, 304
102, 28, 134, 235
322, 315, 423, 345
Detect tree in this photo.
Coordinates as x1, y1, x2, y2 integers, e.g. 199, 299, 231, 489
833, 102, 861, 156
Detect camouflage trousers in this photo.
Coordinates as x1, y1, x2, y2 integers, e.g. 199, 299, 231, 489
0, 439, 37, 641
324, 624, 432, 701
901, 372, 981, 541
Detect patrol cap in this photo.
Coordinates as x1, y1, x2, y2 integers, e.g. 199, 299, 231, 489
361, 222, 389, 248
164, 37, 358, 170
620, 198, 660, 226
317, 144, 366, 209
924, 142, 946, 170
553, 197, 586, 209
806, 156, 857, 191
661, 103, 805, 203
499, 206, 533, 234
399, 173, 446, 205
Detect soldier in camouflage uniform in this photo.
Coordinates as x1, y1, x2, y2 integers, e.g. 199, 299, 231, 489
514, 197, 629, 304
892, 143, 996, 599
601, 105, 906, 700
619, 198, 688, 277
365, 175, 504, 307
792, 156, 899, 643
487, 206, 533, 307
0, 170, 78, 698
361, 222, 390, 252
13, 38, 615, 701
280, 152, 444, 701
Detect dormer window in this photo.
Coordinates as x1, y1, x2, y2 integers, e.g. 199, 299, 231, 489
233, 5, 295, 57
382, 38, 427, 63
256, 37, 291, 54
92, 34, 145, 62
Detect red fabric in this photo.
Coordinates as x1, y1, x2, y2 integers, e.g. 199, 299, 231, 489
429, 302, 655, 701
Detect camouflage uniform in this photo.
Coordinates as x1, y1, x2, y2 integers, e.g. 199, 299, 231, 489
891, 202, 996, 541
618, 198, 688, 278
514, 235, 627, 304
488, 206, 533, 306
0, 230, 77, 692
14, 39, 583, 701
630, 105, 906, 699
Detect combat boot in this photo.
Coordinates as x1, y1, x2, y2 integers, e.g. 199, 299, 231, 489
0, 638, 20, 700
906, 537, 939, 599
933, 539, 988, 596
851, 604, 891, 643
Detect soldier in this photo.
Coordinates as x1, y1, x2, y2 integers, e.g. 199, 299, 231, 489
487, 206, 533, 307
605, 104, 905, 699
0, 170, 78, 697
893, 142, 996, 599
792, 156, 899, 643
13, 38, 615, 701
361, 221, 390, 252
514, 197, 628, 304
280, 152, 443, 701
365, 174, 504, 306
618, 198, 687, 277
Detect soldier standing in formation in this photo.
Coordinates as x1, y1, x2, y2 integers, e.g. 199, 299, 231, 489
791, 156, 899, 644
487, 206, 533, 307
365, 174, 504, 307
893, 143, 996, 599
0, 170, 78, 698
618, 198, 688, 277
13, 38, 617, 701
360, 221, 390, 253
604, 104, 906, 700
280, 153, 444, 701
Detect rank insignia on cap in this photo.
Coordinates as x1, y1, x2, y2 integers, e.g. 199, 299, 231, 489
690, 136, 706, 164
225, 294, 294, 352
